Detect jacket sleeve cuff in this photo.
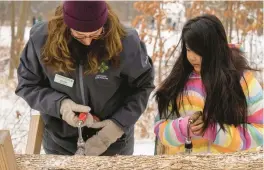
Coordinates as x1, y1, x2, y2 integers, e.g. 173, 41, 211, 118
55, 96, 69, 119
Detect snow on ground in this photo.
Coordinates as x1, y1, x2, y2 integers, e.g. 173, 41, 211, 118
134, 140, 155, 155
0, 26, 31, 48
0, 24, 263, 155
0, 81, 31, 153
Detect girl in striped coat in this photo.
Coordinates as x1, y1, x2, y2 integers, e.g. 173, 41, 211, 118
154, 14, 263, 154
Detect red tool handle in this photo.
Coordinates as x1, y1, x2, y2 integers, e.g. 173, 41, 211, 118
79, 112, 87, 121
79, 112, 100, 122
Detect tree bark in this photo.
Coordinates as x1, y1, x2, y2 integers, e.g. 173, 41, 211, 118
228, 2, 234, 42
16, 150, 263, 170
224, 1, 229, 36
235, 2, 240, 43
0, 2, 8, 35
250, 32, 254, 61
14, 1, 31, 68
8, 1, 31, 79
8, 1, 15, 79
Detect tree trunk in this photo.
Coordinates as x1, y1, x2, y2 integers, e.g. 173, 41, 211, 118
8, 1, 31, 79
157, 2, 163, 84
235, 2, 240, 43
155, 2, 166, 155
224, 2, 229, 32
8, 1, 15, 79
14, 1, 31, 68
228, 2, 233, 42
0, 2, 8, 37
229, 16, 233, 42
250, 33, 254, 62
236, 27, 240, 43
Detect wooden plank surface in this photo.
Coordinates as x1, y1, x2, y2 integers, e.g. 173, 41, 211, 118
25, 114, 44, 154
0, 130, 18, 170
16, 151, 263, 170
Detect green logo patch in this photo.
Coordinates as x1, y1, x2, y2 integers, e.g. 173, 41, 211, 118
98, 61, 109, 73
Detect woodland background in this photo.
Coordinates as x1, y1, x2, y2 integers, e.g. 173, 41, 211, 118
0, 1, 263, 155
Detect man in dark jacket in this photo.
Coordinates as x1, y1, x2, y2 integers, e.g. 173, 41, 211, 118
15, 1, 154, 156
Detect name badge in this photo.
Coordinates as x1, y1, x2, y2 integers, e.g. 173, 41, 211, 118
95, 74, 108, 80
54, 74, 74, 87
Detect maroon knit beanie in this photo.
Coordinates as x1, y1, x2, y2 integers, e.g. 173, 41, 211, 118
63, 1, 108, 32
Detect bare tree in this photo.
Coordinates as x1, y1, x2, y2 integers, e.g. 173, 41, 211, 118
0, 1, 8, 35
15, 1, 31, 65
132, 1, 183, 155
133, 0, 263, 155
8, 1, 31, 79
8, 1, 16, 79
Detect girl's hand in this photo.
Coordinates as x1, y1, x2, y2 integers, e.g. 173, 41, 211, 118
189, 111, 204, 136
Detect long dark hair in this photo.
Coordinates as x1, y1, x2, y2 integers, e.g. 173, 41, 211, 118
155, 14, 255, 132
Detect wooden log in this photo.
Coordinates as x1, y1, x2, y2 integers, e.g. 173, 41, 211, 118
16, 151, 263, 170
25, 114, 44, 154
0, 130, 18, 170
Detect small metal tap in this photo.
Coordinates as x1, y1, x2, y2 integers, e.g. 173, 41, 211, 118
184, 111, 202, 154
75, 113, 87, 155
185, 119, 193, 154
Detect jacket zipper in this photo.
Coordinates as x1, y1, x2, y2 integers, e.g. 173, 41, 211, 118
79, 60, 86, 105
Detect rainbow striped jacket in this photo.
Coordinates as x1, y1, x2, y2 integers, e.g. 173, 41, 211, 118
154, 71, 263, 153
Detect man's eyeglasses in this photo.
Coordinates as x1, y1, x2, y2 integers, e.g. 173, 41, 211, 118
71, 27, 105, 40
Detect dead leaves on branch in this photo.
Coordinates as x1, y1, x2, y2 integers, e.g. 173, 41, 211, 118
186, 1, 263, 39
132, 1, 176, 64
134, 2, 160, 16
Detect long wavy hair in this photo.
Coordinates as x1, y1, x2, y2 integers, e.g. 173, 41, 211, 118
155, 14, 256, 132
41, 3, 126, 74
